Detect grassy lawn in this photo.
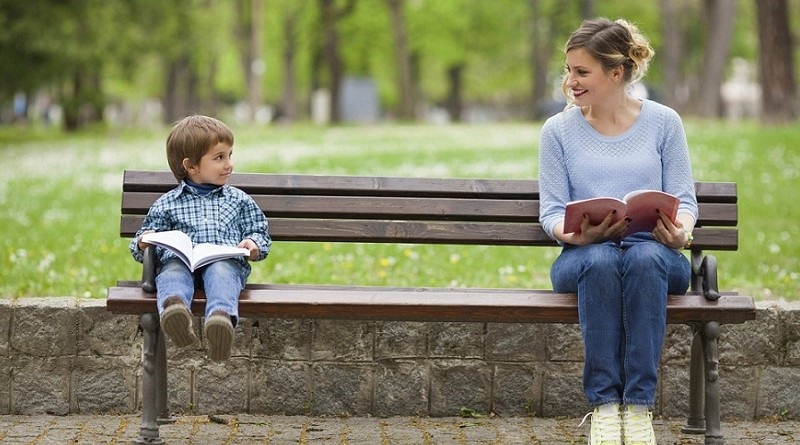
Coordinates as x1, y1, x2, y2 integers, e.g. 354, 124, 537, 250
1, 121, 797, 301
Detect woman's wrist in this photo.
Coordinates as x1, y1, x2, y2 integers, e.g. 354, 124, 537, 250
681, 227, 693, 249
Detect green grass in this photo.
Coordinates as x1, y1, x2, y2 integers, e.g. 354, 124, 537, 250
1, 121, 797, 301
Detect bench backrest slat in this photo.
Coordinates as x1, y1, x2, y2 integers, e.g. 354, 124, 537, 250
119, 170, 738, 251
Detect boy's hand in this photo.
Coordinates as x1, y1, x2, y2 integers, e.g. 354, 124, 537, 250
239, 239, 260, 260
137, 230, 155, 251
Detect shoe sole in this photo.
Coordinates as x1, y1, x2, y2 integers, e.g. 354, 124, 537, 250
160, 304, 197, 347
204, 314, 234, 362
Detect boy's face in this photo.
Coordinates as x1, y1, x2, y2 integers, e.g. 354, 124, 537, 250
183, 142, 234, 186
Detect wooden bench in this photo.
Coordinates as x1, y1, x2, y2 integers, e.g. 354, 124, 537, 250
107, 170, 754, 445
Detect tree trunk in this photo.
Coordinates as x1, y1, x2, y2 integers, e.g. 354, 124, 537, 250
163, 56, 192, 124
249, 0, 264, 122
528, 0, 549, 119
235, 0, 264, 123
279, 3, 303, 122
694, 0, 736, 118
659, 0, 687, 111
445, 64, 465, 122
387, 0, 416, 120
756, 0, 797, 123
318, 0, 355, 124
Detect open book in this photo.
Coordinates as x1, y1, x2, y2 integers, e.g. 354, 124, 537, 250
141, 230, 250, 271
563, 190, 679, 238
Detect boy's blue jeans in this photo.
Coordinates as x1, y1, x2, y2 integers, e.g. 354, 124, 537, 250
550, 233, 690, 408
155, 259, 245, 327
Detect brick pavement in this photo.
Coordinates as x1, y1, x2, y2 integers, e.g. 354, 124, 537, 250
1, 414, 798, 444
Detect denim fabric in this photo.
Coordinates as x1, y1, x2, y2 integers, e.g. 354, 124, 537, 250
155, 259, 245, 327
549, 233, 690, 407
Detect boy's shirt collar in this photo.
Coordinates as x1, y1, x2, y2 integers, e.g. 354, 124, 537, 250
180, 179, 224, 196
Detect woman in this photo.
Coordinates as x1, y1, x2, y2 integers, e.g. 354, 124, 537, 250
538, 18, 698, 445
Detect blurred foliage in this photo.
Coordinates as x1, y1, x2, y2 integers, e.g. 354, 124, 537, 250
1, 0, 792, 126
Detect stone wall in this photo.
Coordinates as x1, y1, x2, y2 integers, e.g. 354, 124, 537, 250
1, 298, 798, 420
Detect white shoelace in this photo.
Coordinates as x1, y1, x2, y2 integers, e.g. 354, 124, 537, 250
623, 408, 655, 444
580, 409, 621, 445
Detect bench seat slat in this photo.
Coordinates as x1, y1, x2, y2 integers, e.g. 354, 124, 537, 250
107, 284, 754, 324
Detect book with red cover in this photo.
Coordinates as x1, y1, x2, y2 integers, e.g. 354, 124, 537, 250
563, 190, 679, 238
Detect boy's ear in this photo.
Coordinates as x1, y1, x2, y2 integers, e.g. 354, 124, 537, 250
182, 158, 196, 175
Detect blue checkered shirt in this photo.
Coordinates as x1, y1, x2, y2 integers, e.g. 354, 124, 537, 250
129, 181, 271, 276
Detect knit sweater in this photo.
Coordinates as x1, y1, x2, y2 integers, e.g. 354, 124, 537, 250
538, 99, 699, 240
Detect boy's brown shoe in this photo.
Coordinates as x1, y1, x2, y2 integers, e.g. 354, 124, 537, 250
160, 297, 198, 347
204, 311, 234, 362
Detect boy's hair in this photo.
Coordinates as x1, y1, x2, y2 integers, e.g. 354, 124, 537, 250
166, 115, 234, 181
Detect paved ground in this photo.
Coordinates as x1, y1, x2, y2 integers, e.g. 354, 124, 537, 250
0, 414, 797, 444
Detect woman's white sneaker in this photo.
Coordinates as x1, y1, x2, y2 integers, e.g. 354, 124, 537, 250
622, 405, 656, 445
580, 403, 622, 445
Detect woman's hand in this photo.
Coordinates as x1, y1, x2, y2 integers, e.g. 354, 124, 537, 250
558, 211, 629, 246
652, 211, 691, 249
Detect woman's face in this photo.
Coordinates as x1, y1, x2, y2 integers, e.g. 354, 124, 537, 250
564, 48, 622, 107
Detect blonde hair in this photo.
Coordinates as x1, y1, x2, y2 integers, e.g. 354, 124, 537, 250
165, 115, 234, 182
561, 18, 654, 102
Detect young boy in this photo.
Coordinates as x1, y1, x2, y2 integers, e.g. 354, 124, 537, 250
130, 115, 271, 361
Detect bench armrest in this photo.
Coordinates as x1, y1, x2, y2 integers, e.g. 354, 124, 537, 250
691, 250, 720, 301
142, 246, 157, 294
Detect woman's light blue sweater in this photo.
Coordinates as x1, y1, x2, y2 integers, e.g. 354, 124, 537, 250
538, 99, 699, 239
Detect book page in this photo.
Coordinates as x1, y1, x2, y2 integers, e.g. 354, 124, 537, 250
141, 230, 193, 267
192, 243, 250, 270
622, 190, 679, 236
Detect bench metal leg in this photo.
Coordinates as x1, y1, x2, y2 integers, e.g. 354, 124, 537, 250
137, 313, 165, 445
702, 321, 724, 445
156, 326, 176, 425
683, 324, 706, 434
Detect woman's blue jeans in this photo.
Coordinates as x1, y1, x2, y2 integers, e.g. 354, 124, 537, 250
550, 233, 690, 407
155, 259, 245, 326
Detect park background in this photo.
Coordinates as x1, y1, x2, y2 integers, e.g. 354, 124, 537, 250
1, 0, 799, 302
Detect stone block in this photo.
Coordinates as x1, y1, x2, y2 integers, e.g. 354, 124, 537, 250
312, 320, 373, 361
249, 360, 310, 415
0, 299, 11, 357
661, 324, 693, 365
719, 365, 758, 420
781, 304, 800, 367
252, 317, 312, 360
545, 323, 583, 362
492, 363, 540, 416
485, 323, 547, 362
10, 298, 79, 357
374, 321, 427, 359
309, 363, 373, 416
658, 364, 689, 418
0, 360, 9, 415
429, 359, 491, 416
539, 361, 587, 417
193, 359, 250, 414
166, 360, 198, 413
757, 366, 800, 419
428, 322, 484, 358
721, 306, 782, 366
77, 301, 140, 357
373, 359, 428, 416
72, 356, 137, 413
10, 356, 71, 415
